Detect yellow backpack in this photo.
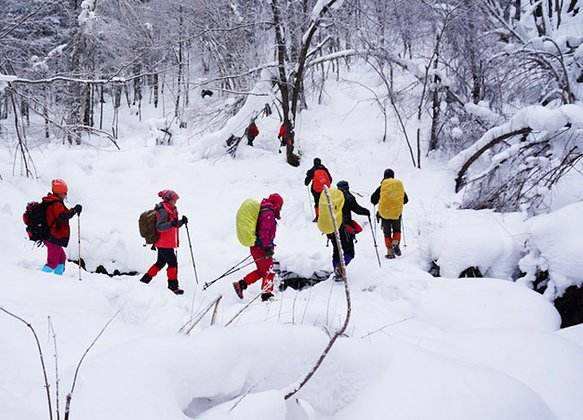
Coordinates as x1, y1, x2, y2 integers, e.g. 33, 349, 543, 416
317, 188, 345, 234
236, 199, 261, 247
378, 179, 405, 220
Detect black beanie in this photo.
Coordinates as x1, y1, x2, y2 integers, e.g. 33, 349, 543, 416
314, 158, 322, 166
384, 169, 395, 179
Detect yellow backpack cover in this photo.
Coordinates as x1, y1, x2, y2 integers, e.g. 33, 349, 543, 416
236, 199, 261, 247
379, 179, 405, 220
317, 188, 345, 234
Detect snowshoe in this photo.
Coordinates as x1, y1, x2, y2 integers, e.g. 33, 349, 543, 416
385, 253, 395, 260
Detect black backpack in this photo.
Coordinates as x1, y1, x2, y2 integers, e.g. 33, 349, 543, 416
23, 201, 50, 243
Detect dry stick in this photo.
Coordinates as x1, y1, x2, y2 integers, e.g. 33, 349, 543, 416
210, 296, 222, 326
184, 223, 199, 319
64, 310, 121, 420
224, 291, 264, 327
184, 295, 223, 335
77, 216, 82, 282
284, 186, 351, 400
0, 307, 53, 420
48, 317, 61, 420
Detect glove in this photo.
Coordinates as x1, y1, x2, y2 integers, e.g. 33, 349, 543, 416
181, 215, 188, 225
364, 209, 371, 217
264, 247, 275, 257
171, 220, 179, 227
74, 204, 83, 215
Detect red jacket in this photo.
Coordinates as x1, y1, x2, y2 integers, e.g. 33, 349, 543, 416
155, 202, 179, 249
42, 193, 73, 247
247, 122, 259, 138
278, 123, 287, 139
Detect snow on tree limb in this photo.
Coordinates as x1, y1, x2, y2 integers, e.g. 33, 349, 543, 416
450, 104, 583, 193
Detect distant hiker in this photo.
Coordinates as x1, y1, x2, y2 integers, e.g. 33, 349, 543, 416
233, 193, 284, 302
371, 169, 408, 259
140, 190, 188, 295
304, 158, 332, 222
277, 120, 293, 153
245, 119, 259, 146
27, 179, 82, 275
331, 181, 369, 279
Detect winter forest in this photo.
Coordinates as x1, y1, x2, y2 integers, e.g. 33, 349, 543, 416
1, 0, 583, 419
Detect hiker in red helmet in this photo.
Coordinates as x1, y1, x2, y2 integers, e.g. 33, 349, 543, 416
304, 158, 332, 222
140, 190, 188, 295
233, 193, 283, 302
41, 179, 82, 275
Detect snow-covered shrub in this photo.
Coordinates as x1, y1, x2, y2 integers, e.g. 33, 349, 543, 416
518, 202, 583, 300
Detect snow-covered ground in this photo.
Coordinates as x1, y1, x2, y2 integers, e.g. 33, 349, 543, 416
1, 70, 582, 419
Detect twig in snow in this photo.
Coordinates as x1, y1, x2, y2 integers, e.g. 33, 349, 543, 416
0, 307, 53, 420
48, 317, 61, 420
284, 186, 352, 400
64, 309, 121, 420
224, 292, 263, 327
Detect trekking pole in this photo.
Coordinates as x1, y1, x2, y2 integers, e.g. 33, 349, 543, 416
367, 215, 382, 268
307, 186, 316, 220
401, 214, 407, 248
184, 223, 199, 285
77, 215, 82, 281
202, 255, 253, 290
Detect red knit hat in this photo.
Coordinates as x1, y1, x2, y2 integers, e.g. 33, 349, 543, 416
51, 179, 68, 195
158, 190, 179, 202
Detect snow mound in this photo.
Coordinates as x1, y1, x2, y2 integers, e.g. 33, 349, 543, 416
336, 340, 554, 420
424, 209, 524, 278
519, 202, 583, 299
413, 277, 561, 332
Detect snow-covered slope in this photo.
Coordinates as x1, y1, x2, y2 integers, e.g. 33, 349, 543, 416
1, 71, 582, 419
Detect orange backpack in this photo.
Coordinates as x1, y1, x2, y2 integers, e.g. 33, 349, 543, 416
312, 169, 331, 193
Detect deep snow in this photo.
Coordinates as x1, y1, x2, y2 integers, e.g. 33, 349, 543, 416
1, 68, 582, 419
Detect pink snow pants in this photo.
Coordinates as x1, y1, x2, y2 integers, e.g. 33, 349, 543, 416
44, 241, 66, 269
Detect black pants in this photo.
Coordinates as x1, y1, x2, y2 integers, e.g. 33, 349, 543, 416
381, 217, 402, 238
312, 189, 321, 209
327, 229, 355, 269
154, 248, 177, 269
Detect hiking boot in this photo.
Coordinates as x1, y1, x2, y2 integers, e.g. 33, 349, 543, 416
333, 267, 344, 282
140, 273, 152, 284
233, 280, 246, 299
393, 244, 402, 257
261, 292, 274, 302
41, 265, 54, 273
312, 216, 318, 223
168, 280, 184, 295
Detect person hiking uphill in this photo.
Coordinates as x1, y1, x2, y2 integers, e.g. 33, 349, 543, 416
245, 119, 259, 146
233, 193, 284, 302
140, 190, 188, 295
304, 158, 332, 222
371, 169, 408, 259
40, 179, 82, 275
329, 181, 369, 279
